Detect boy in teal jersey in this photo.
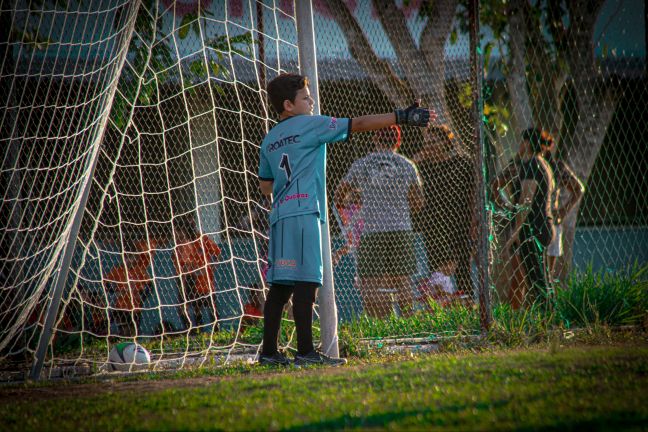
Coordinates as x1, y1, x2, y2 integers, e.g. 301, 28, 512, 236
258, 73, 435, 366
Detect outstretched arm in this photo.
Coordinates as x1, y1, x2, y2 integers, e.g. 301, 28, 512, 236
351, 101, 436, 132
555, 164, 585, 223
351, 113, 396, 132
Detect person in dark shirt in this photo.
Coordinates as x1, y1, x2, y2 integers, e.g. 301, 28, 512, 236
413, 125, 477, 298
494, 128, 556, 307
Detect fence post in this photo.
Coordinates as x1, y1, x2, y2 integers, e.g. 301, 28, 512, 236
30, 0, 141, 380
295, 0, 339, 357
469, 0, 492, 331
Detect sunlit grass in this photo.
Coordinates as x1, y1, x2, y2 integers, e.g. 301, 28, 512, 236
2, 344, 646, 431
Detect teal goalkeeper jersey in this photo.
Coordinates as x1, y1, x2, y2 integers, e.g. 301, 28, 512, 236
258, 115, 351, 225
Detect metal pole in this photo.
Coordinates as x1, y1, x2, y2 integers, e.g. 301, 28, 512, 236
30, 0, 141, 380
256, 1, 266, 92
644, 0, 647, 78
469, 0, 492, 331
295, 0, 339, 357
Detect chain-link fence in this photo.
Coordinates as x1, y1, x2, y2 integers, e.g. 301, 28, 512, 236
317, 0, 485, 336
0, 0, 645, 379
484, 0, 647, 313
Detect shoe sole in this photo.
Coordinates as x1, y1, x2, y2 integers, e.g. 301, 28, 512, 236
258, 358, 292, 367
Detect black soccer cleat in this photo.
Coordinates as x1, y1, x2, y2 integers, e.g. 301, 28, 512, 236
294, 350, 347, 367
257, 352, 292, 366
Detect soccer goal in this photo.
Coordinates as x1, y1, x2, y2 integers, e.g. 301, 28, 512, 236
1, 0, 489, 379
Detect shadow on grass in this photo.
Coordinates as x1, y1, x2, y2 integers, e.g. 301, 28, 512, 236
283, 397, 647, 431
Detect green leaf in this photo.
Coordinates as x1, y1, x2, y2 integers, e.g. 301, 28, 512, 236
450, 29, 458, 45
483, 42, 494, 72
189, 60, 207, 78
209, 60, 220, 77
179, 13, 196, 39
214, 85, 226, 97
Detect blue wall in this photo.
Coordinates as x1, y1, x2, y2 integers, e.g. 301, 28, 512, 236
70, 226, 647, 332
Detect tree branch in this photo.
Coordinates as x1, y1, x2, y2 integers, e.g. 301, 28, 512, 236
372, 0, 429, 100
418, 0, 458, 124
324, 0, 411, 107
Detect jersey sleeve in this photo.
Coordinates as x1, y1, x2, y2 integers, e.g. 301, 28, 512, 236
258, 145, 273, 181
312, 116, 351, 145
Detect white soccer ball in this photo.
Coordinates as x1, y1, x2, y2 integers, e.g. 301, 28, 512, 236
108, 342, 151, 372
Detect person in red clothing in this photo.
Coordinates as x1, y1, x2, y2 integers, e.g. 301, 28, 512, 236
105, 240, 156, 336
173, 220, 222, 333
240, 283, 265, 331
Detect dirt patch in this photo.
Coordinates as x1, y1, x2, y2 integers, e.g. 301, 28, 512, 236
0, 375, 224, 402
0, 364, 357, 403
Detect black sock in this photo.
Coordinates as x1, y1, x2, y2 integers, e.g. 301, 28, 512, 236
261, 283, 293, 356
292, 282, 319, 356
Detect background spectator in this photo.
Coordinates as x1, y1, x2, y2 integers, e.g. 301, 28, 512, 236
105, 240, 156, 336
413, 125, 477, 298
335, 126, 424, 318
173, 219, 221, 333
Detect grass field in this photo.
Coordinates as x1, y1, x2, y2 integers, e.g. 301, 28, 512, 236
1, 336, 646, 431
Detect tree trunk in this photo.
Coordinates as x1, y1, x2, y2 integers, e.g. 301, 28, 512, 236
555, 0, 618, 281
414, 0, 458, 124
505, 0, 533, 135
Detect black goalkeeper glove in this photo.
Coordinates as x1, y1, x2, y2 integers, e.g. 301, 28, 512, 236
395, 100, 430, 127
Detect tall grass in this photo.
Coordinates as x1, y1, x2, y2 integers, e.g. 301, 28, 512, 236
554, 262, 648, 328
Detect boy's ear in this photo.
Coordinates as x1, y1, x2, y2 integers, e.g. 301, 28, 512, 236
283, 98, 293, 113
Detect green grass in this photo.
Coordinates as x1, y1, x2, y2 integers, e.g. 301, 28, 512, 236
555, 262, 648, 328
33, 263, 646, 370
1, 342, 646, 431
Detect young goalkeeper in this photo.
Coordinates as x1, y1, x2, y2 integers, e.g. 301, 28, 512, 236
257, 73, 435, 366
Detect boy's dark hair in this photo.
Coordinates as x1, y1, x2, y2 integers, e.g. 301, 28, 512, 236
267, 73, 309, 115
521, 127, 544, 154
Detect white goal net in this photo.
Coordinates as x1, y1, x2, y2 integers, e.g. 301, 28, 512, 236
1, 0, 486, 378
2, 0, 306, 378
0, 0, 140, 376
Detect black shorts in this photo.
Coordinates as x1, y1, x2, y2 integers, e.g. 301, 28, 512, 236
357, 231, 417, 278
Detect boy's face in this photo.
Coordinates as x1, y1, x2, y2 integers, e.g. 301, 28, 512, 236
284, 86, 313, 116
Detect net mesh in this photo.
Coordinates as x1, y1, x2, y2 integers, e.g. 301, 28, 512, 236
48, 1, 300, 374
0, 0, 645, 378
0, 0, 139, 373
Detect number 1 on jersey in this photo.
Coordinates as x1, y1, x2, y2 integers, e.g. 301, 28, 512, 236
279, 153, 292, 183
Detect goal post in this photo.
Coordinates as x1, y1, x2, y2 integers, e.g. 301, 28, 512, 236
29, 1, 142, 380
295, 0, 339, 358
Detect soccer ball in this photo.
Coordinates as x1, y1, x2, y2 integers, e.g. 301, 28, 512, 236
108, 342, 151, 372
